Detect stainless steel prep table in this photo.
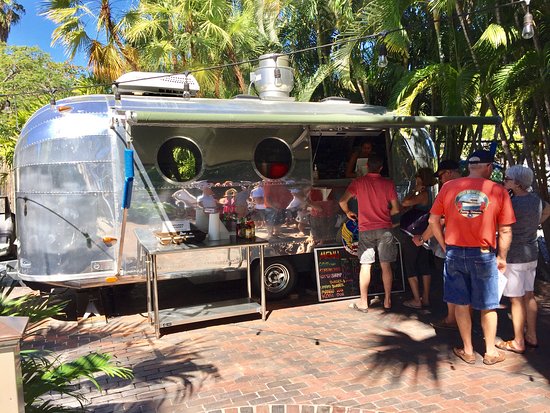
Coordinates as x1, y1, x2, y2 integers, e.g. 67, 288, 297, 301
135, 229, 268, 338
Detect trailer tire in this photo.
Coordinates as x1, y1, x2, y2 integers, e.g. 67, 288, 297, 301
253, 258, 297, 300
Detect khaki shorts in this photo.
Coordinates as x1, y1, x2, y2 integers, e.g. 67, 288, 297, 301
358, 228, 397, 264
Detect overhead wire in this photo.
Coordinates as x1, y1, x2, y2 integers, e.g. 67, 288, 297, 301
0, 0, 533, 103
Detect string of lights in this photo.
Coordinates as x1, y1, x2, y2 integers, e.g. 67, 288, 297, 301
0, 0, 536, 106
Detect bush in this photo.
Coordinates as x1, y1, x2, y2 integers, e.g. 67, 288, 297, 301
0, 278, 133, 412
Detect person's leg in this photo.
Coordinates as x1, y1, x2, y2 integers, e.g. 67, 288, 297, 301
469, 249, 501, 360
524, 291, 538, 346
500, 263, 527, 350
405, 276, 422, 308
446, 302, 457, 324
421, 274, 431, 306
357, 263, 372, 308
455, 304, 474, 355
480, 309, 500, 357
354, 231, 377, 310
507, 296, 526, 350
380, 261, 393, 309
400, 235, 421, 307
377, 229, 398, 310
523, 261, 538, 347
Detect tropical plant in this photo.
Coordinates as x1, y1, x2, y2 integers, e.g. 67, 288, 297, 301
39, 0, 138, 82
122, 0, 262, 97
0, 0, 25, 42
0, 44, 80, 169
0, 278, 134, 412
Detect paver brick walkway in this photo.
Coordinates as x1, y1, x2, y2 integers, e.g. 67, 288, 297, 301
22, 280, 550, 413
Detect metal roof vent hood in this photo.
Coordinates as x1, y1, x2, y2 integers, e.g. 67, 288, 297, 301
251, 53, 294, 101
113, 72, 200, 97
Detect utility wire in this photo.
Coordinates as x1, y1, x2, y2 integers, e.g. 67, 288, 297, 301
0, 0, 531, 102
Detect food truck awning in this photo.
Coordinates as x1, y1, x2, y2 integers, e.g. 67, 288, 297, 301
127, 110, 501, 128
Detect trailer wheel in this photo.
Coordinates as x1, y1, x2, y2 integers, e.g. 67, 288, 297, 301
253, 258, 297, 300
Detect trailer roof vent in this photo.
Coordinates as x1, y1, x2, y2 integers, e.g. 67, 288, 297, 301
250, 53, 294, 101
113, 72, 200, 97
321, 97, 350, 103
233, 94, 260, 100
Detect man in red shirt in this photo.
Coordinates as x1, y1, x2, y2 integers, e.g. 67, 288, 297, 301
429, 150, 515, 365
339, 154, 400, 312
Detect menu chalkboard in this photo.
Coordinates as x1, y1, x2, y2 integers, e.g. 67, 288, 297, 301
314, 245, 405, 302
314, 246, 360, 302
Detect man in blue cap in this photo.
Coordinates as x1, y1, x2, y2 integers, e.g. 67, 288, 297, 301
429, 149, 516, 365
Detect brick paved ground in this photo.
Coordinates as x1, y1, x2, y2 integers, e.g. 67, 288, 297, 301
22, 278, 550, 413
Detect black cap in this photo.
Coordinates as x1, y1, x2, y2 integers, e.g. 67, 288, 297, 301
468, 150, 494, 164
434, 159, 460, 176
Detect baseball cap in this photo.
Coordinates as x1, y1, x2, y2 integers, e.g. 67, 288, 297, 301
468, 150, 494, 164
434, 159, 460, 176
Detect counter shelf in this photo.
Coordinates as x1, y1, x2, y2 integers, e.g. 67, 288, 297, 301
135, 228, 268, 338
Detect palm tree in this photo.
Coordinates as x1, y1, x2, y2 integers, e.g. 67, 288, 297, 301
0, 0, 25, 42
40, 0, 138, 82
123, 0, 261, 97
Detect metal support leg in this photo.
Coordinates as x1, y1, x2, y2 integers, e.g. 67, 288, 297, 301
152, 255, 161, 338
246, 246, 252, 298
145, 253, 152, 324
260, 245, 266, 320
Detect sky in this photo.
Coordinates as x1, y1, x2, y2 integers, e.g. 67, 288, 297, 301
7, 1, 87, 67
7, 1, 136, 68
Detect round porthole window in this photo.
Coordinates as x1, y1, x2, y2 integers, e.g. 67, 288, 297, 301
254, 137, 292, 179
157, 137, 202, 182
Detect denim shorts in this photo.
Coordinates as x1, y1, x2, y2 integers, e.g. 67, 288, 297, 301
443, 246, 499, 310
358, 228, 397, 264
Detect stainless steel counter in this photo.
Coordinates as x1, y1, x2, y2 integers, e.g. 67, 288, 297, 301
135, 228, 269, 338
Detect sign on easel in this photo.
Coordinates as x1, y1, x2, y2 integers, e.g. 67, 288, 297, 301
314, 246, 360, 302
314, 244, 405, 302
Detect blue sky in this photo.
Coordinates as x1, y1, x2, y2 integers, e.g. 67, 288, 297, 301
7, 1, 87, 66
7, 1, 136, 68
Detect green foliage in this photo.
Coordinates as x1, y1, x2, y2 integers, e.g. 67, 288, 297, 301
0, 286, 67, 324
0, 43, 82, 168
0, 278, 134, 412
173, 147, 196, 181
22, 351, 133, 413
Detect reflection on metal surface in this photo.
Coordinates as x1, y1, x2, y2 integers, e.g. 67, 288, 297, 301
11, 93, 443, 291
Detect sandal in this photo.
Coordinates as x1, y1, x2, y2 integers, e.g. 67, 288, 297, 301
403, 300, 422, 309
453, 347, 476, 364
349, 302, 369, 313
483, 350, 506, 365
496, 340, 525, 354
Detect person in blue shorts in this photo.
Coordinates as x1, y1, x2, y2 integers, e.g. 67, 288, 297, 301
429, 150, 515, 365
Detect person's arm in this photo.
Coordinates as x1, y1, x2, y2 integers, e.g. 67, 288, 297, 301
541, 201, 550, 224
428, 213, 445, 252
497, 224, 512, 273
389, 198, 400, 227
345, 153, 359, 178
401, 189, 428, 208
413, 225, 434, 247
339, 190, 357, 221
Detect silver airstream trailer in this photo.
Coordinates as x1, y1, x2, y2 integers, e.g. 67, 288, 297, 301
9, 55, 499, 304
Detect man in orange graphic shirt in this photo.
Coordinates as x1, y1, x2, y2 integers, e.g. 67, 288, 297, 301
429, 150, 515, 366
